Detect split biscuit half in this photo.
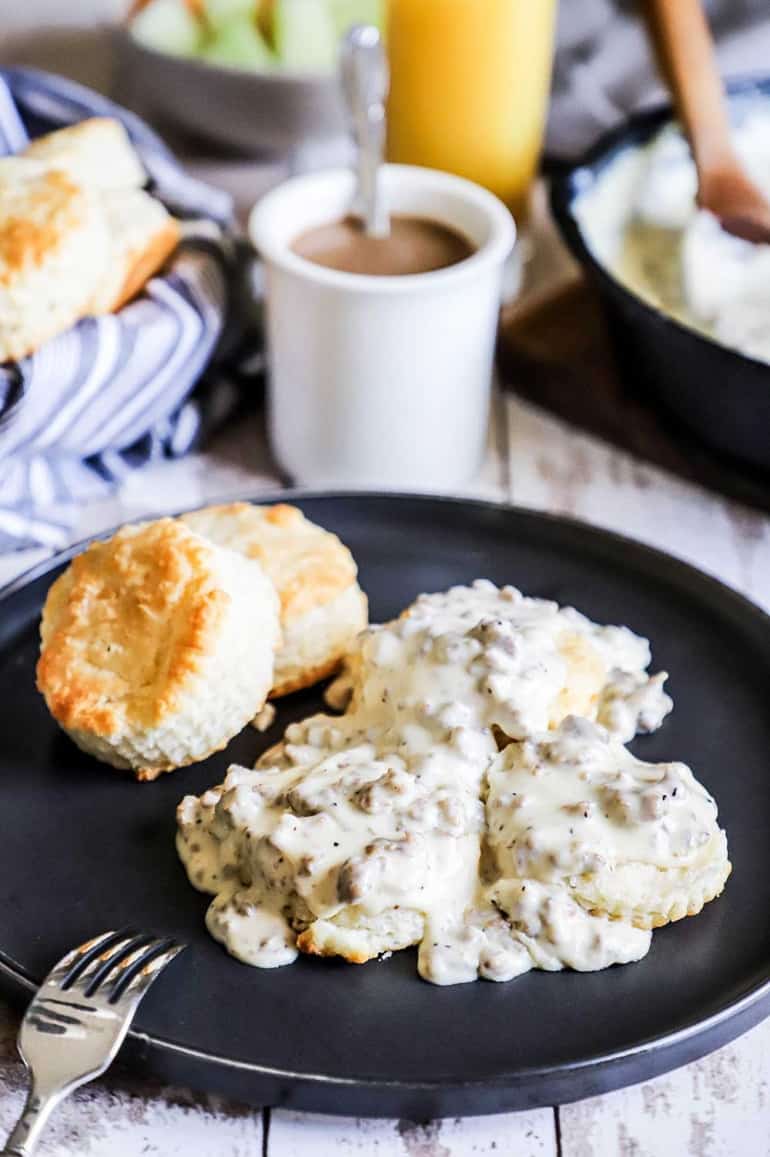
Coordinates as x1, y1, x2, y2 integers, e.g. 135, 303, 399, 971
180, 502, 368, 697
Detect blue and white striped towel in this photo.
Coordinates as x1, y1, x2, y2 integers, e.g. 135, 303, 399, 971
0, 68, 249, 552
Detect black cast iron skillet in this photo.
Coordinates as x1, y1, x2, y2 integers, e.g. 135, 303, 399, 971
550, 77, 770, 472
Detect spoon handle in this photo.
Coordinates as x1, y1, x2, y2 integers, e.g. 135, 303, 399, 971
340, 25, 390, 238
646, 0, 736, 175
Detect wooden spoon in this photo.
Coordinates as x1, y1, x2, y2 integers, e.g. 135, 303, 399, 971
647, 0, 770, 244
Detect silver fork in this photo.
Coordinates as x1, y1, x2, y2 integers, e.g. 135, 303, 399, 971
1, 930, 185, 1157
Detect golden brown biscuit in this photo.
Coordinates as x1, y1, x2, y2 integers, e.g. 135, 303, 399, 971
37, 518, 280, 779
296, 908, 425, 964
90, 188, 180, 314
180, 502, 368, 697
24, 118, 146, 192
0, 157, 109, 362
0, 121, 179, 359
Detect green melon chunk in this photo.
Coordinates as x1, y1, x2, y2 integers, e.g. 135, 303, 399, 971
131, 0, 204, 56
202, 16, 276, 69
273, 0, 338, 73
202, 0, 257, 31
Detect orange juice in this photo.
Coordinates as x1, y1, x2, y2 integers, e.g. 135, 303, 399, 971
386, 0, 557, 219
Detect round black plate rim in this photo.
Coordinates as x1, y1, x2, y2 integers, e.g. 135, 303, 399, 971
3, 490, 770, 1108
3, 486, 770, 635
0, 946, 767, 1094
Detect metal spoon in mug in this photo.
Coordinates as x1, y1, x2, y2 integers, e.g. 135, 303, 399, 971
340, 24, 390, 238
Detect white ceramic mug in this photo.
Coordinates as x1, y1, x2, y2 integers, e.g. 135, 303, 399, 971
249, 164, 515, 489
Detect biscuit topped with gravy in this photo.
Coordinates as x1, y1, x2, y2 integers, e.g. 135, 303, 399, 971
180, 502, 368, 696
486, 716, 731, 932
37, 518, 280, 780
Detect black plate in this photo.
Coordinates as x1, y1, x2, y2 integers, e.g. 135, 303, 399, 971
1, 494, 769, 1118
550, 78, 770, 473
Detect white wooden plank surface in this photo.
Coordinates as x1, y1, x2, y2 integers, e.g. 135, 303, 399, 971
559, 1019, 770, 1157
269, 1108, 556, 1157
505, 396, 770, 612
3, 5, 769, 1148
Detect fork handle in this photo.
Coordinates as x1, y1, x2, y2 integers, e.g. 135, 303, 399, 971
2, 1083, 66, 1156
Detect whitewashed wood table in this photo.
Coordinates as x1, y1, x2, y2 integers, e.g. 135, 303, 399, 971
1, 391, 769, 1156
2, 11, 770, 1145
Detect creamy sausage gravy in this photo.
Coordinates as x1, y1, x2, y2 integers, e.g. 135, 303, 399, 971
177, 581, 728, 985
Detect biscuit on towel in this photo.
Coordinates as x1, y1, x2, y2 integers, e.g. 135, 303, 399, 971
25, 120, 180, 315
90, 188, 180, 314
36, 518, 281, 780
180, 502, 368, 697
0, 120, 178, 359
0, 157, 109, 362
24, 118, 146, 192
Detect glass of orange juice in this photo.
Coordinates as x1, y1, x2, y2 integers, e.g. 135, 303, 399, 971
385, 0, 557, 222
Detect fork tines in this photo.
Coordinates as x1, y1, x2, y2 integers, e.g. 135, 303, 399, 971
48, 929, 185, 1004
